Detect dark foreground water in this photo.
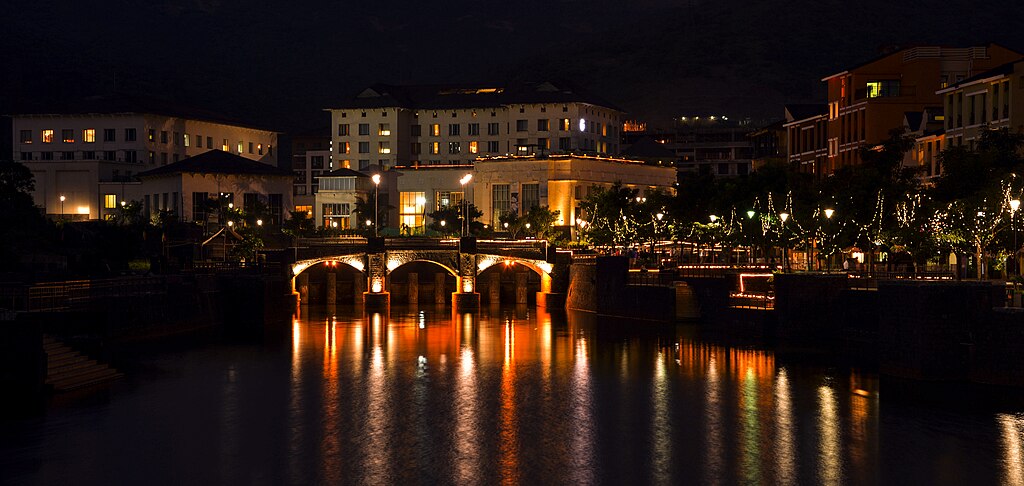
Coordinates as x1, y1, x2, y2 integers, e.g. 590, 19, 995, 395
3, 305, 1024, 485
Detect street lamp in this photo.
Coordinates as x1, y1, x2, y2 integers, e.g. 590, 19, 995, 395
371, 173, 382, 237
459, 173, 472, 236
709, 214, 718, 223
779, 212, 789, 272
59, 195, 66, 220
1012, 199, 1021, 277
823, 208, 835, 271
256, 219, 263, 226
747, 210, 755, 219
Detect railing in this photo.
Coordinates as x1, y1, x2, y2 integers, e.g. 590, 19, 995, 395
627, 270, 676, 287
189, 261, 280, 274
0, 277, 167, 313
677, 264, 773, 279
729, 292, 775, 310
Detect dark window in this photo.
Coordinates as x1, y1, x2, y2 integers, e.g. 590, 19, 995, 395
516, 119, 528, 131
103, 129, 116, 142
358, 124, 370, 136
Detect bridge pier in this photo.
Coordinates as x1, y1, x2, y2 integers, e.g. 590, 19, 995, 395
408, 272, 419, 305
433, 273, 446, 304
488, 272, 501, 305
296, 273, 309, 305
453, 248, 480, 310
515, 272, 528, 304
325, 270, 337, 305
535, 272, 565, 310
363, 248, 390, 310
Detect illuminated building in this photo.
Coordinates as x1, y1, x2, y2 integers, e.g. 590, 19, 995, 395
313, 167, 372, 230
820, 44, 1021, 175
9, 98, 279, 220
621, 115, 759, 177
289, 126, 332, 214
783, 104, 827, 175
325, 81, 623, 170
902, 107, 946, 179
937, 58, 1024, 150
136, 150, 292, 225
471, 155, 676, 231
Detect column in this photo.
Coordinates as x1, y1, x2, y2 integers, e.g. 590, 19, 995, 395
297, 273, 309, 304
435, 272, 447, 305
364, 252, 389, 309
408, 272, 419, 305
325, 270, 336, 305
488, 272, 501, 305
514, 271, 528, 305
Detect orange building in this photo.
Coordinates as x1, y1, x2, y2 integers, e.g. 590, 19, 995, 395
821, 44, 1022, 175
783, 104, 827, 174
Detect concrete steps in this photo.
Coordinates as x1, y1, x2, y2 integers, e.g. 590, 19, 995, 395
43, 335, 123, 392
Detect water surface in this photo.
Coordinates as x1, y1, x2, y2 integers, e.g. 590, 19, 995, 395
3, 305, 1024, 485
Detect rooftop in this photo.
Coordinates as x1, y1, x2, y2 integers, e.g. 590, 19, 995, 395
328, 81, 623, 112
137, 150, 292, 178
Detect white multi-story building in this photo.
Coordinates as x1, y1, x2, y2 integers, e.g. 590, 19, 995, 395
326, 81, 623, 171
9, 100, 279, 220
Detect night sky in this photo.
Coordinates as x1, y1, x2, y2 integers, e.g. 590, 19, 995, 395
3, 0, 1024, 132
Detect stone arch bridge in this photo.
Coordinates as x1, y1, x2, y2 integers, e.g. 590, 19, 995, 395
289, 237, 568, 309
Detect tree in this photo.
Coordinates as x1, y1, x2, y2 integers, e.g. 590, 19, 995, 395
930, 128, 1024, 278
283, 210, 317, 237
0, 160, 50, 272
522, 206, 562, 242
580, 182, 639, 248
427, 204, 483, 236
354, 192, 394, 235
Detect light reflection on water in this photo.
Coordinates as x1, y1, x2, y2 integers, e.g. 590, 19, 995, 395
0, 306, 1020, 485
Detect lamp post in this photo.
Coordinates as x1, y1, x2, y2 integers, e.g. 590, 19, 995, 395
824, 208, 835, 272
1012, 199, 1020, 277
59, 195, 66, 221
371, 173, 381, 237
779, 212, 789, 272
746, 210, 756, 263
460, 174, 472, 236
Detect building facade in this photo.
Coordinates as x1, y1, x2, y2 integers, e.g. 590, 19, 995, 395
10, 102, 279, 220
136, 150, 292, 227
471, 155, 677, 231
821, 44, 1021, 175
783, 104, 828, 175
289, 127, 332, 215
326, 82, 623, 171
938, 59, 1024, 149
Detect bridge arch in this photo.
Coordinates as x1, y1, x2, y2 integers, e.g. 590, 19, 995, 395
476, 254, 553, 293
386, 259, 459, 277
292, 255, 367, 277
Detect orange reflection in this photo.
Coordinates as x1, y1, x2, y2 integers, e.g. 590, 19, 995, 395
321, 318, 341, 482
288, 318, 305, 483
1000, 413, 1024, 486
363, 313, 391, 482
499, 319, 519, 485
774, 368, 796, 485
818, 384, 841, 485
453, 311, 480, 483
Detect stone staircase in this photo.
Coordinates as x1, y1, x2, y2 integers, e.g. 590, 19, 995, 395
44, 335, 123, 392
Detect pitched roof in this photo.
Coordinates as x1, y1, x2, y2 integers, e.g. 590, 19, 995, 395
328, 80, 624, 112
784, 104, 826, 122
903, 111, 924, 131
942, 59, 1022, 91
322, 167, 369, 178
137, 150, 293, 178
8, 94, 277, 132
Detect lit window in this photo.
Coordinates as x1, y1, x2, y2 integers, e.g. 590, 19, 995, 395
430, 142, 440, 154
41, 129, 54, 143
83, 129, 96, 143
560, 118, 570, 131
222, 139, 229, 151
61, 129, 74, 143
184, 134, 190, 147
237, 141, 244, 154
379, 142, 391, 154
431, 124, 440, 136
258, 143, 263, 155
103, 194, 117, 209
399, 191, 426, 231
469, 141, 478, 154
379, 123, 391, 136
